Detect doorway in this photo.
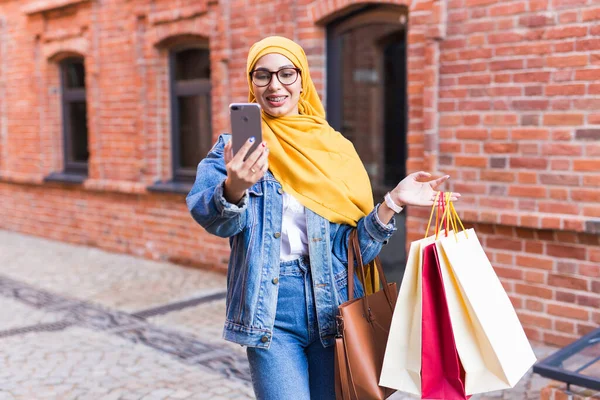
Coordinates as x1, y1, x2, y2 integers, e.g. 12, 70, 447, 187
327, 4, 409, 284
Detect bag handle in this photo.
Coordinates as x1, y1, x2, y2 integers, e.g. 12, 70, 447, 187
426, 191, 463, 240
348, 234, 377, 296
348, 231, 357, 301
347, 230, 395, 314
425, 192, 442, 239
446, 193, 468, 241
348, 229, 372, 302
435, 192, 447, 239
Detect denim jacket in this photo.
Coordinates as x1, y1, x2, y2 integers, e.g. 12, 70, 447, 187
186, 134, 396, 349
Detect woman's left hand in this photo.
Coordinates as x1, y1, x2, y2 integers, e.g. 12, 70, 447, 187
389, 171, 461, 207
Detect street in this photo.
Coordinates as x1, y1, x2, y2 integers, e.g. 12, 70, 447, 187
0, 229, 555, 399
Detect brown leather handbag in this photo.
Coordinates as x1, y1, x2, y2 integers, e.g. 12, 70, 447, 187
334, 230, 398, 400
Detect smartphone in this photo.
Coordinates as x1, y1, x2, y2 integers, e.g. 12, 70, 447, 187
230, 103, 263, 160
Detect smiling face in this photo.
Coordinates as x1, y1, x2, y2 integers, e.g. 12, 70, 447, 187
251, 53, 302, 118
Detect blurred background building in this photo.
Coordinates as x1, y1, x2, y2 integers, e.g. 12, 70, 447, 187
0, 0, 597, 351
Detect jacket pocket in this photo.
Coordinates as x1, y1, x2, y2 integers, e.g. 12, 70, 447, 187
248, 186, 263, 197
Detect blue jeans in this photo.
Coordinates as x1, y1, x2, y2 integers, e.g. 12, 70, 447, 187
247, 256, 336, 400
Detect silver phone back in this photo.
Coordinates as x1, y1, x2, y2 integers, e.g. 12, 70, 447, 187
230, 103, 262, 158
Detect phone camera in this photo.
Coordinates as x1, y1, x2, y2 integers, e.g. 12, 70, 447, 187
231, 106, 239, 111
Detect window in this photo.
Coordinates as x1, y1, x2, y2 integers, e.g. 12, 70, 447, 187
326, 4, 408, 286
170, 47, 212, 182
61, 58, 89, 175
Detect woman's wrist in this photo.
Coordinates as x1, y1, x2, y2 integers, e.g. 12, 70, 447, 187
223, 179, 246, 204
377, 201, 396, 226
384, 192, 404, 213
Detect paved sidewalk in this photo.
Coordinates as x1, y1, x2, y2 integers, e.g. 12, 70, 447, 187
0, 229, 557, 399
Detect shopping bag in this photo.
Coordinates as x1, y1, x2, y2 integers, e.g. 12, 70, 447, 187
379, 194, 447, 394
381, 193, 535, 396
435, 200, 536, 394
421, 241, 468, 399
379, 237, 424, 394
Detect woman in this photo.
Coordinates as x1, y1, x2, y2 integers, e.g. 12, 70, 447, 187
187, 36, 459, 400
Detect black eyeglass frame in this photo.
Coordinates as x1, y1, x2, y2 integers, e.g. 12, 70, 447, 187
249, 67, 301, 87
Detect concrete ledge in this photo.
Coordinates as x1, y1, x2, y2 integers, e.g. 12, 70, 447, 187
83, 179, 147, 195
455, 207, 599, 235
148, 3, 209, 25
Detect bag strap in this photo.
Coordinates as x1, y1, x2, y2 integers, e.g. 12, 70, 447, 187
347, 229, 373, 301
352, 232, 395, 312
335, 338, 352, 400
348, 231, 356, 301
347, 230, 395, 311
349, 230, 377, 294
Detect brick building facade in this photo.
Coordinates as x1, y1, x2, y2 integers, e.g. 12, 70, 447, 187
0, 0, 598, 348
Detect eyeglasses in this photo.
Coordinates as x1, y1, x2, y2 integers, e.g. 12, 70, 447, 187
250, 67, 301, 87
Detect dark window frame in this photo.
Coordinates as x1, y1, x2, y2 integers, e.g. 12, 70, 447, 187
169, 44, 212, 183
60, 57, 89, 176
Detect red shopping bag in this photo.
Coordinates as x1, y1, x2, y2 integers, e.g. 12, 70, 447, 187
421, 241, 468, 400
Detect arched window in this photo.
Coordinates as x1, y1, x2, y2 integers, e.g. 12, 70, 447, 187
327, 4, 408, 194
169, 45, 212, 182
327, 4, 409, 282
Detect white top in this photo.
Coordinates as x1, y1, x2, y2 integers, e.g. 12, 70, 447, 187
280, 192, 309, 262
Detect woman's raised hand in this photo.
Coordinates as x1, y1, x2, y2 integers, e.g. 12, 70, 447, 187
389, 171, 461, 207
223, 138, 269, 203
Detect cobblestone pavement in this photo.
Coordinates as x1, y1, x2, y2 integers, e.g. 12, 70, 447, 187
0, 229, 558, 399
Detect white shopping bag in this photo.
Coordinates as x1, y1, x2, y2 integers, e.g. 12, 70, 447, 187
379, 234, 435, 394
437, 229, 537, 394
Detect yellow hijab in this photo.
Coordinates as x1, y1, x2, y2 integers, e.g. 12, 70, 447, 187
246, 36, 374, 226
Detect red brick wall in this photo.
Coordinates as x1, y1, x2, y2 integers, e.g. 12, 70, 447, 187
426, 0, 600, 347
0, 0, 597, 346
469, 222, 600, 346
437, 0, 600, 233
